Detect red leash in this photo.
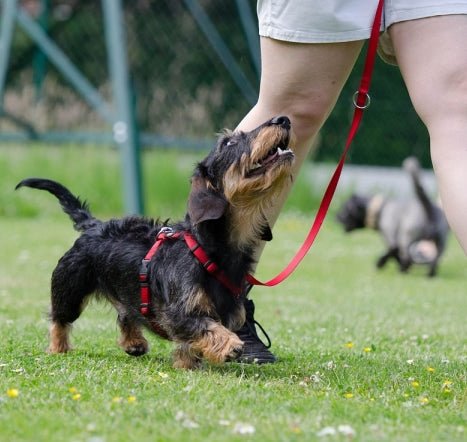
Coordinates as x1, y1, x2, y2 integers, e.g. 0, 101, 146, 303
247, 0, 384, 288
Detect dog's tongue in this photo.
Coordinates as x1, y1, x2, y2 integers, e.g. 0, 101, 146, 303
261, 149, 279, 166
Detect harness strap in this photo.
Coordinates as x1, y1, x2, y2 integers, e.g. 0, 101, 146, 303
365, 194, 386, 229
184, 233, 243, 297
139, 228, 182, 315
246, 0, 384, 288
139, 229, 242, 317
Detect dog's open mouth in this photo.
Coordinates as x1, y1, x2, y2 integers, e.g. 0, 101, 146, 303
247, 139, 294, 178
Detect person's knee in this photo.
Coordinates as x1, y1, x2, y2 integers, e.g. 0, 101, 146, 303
411, 66, 467, 127
269, 94, 334, 144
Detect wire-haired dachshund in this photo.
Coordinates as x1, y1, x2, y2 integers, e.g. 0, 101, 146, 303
16, 116, 294, 369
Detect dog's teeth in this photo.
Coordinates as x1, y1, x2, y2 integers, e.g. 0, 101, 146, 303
278, 147, 291, 155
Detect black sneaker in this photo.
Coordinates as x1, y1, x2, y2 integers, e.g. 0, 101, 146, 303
235, 298, 276, 364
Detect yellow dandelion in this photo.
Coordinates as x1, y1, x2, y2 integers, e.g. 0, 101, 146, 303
127, 395, 137, 403
411, 381, 420, 388
363, 347, 372, 353
420, 397, 429, 405
426, 367, 435, 373
7, 388, 19, 398
68, 387, 78, 394
112, 396, 123, 404
343, 392, 354, 399
345, 342, 354, 349
442, 380, 453, 388
72, 393, 81, 401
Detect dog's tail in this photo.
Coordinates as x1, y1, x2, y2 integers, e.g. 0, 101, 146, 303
402, 157, 436, 221
15, 178, 99, 231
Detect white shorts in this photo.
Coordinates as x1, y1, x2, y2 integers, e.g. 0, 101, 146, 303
257, 0, 467, 63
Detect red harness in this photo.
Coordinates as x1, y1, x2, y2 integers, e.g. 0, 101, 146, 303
139, 227, 243, 316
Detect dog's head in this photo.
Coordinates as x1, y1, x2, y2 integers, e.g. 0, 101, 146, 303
336, 194, 369, 232
188, 116, 295, 244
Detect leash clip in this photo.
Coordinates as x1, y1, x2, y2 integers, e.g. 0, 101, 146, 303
353, 91, 371, 109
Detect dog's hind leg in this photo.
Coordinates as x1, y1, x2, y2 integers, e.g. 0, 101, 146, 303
398, 246, 413, 273
376, 247, 399, 269
115, 308, 149, 356
427, 259, 438, 277
48, 251, 96, 353
49, 322, 72, 354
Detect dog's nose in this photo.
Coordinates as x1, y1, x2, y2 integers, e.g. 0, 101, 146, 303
270, 115, 290, 129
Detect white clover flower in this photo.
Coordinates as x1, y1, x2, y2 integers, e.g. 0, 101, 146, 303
338, 425, 356, 437
317, 426, 337, 437
233, 422, 255, 435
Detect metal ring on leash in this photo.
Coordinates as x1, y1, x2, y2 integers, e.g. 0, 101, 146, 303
353, 91, 371, 109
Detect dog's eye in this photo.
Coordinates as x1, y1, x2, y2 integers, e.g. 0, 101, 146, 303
225, 139, 236, 147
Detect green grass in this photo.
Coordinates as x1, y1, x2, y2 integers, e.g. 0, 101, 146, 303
1, 216, 465, 442
1, 144, 197, 219
1, 143, 320, 220
0, 144, 466, 441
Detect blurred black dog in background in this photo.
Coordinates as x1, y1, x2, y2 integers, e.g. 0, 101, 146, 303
336, 157, 449, 277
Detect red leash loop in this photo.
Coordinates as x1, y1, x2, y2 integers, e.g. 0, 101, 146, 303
247, 0, 384, 288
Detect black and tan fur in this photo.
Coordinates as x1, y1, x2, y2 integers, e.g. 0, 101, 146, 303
16, 116, 294, 369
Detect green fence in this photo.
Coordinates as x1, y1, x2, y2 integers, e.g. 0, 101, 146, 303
0, 0, 431, 213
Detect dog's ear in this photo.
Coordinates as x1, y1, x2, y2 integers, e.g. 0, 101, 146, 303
188, 174, 227, 225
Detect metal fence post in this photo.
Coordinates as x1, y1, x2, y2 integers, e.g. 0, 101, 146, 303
16, 8, 114, 124
102, 0, 144, 215
0, 0, 17, 109
33, 0, 50, 101
235, 0, 260, 79
183, 0, 258, 105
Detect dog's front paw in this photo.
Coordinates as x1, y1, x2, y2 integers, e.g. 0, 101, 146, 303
225, 340, 244, 362
190, 323, 245, 365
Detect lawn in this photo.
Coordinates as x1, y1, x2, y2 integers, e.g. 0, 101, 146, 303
0, 145, 466, 441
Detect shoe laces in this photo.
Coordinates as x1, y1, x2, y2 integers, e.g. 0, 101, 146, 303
243, 299, 272, 349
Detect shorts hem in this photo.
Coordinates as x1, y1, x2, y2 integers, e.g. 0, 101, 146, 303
385, 4, 467, 27
259, 24, 374, 43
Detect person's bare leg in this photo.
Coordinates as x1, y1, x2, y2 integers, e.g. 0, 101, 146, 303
390, 15, 467, 253
235, 38, 362, 363
236, 37, 363, 260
